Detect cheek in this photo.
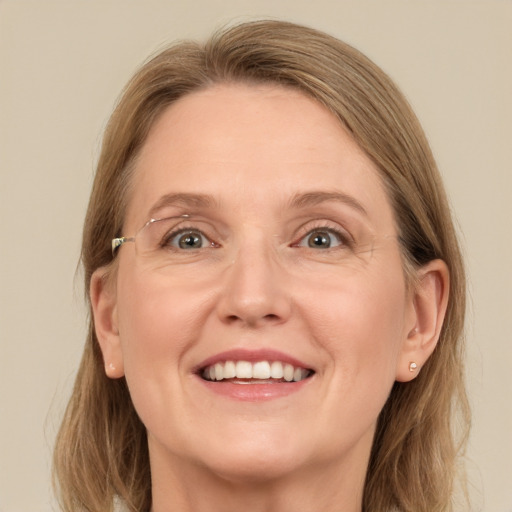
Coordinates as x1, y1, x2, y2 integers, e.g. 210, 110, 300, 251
116, 263, 212, 356
302, 262, 408, 395
114, 268, 212, 414
299, 268, 407, 450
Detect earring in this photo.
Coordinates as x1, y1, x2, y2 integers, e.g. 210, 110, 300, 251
108, 362, 116, 371
409, 362, 418, 372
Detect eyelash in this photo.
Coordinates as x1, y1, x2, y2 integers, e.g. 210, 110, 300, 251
160, 221, 353, 251
160, 226, 218, 250
291, 223, 354, 250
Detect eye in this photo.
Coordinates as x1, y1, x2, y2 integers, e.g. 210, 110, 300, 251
165, 229, 214, 250
296, 228, 347, 249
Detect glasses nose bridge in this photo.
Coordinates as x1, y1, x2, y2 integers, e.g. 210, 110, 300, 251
217, 232, 292, 326
229, 223, 284, 272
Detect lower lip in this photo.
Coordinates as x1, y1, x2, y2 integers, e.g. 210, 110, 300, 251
197, 377, 312, 401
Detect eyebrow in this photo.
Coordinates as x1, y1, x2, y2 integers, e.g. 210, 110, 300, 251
288, 191, 368, 217
147, 190, 368, 219
148, 193, 219, 218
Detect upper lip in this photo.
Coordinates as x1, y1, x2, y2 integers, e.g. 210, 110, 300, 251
193, 348, 313, 373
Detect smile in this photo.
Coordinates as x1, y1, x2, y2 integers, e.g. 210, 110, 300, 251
201, 360, 313, 383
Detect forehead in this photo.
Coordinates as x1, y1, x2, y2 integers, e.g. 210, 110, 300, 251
125, 83, 395, 232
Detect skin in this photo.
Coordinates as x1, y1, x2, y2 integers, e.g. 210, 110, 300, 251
91, 83, 449, 512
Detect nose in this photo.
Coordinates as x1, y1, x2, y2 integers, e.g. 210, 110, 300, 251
216, 240, 292, 328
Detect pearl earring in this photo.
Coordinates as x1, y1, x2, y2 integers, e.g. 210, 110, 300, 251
409, 362, 418, 372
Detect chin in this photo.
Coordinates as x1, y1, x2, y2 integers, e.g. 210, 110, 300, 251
201, 448, 307, 484
174, 424, 312, 483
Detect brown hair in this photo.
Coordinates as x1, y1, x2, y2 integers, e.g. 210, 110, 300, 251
53, 19, 469, 512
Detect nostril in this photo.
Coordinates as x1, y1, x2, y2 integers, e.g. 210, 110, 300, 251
217, 275, 292, 326
224, 312, 281, 325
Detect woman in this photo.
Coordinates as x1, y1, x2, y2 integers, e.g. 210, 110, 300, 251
53, 20, 470, 512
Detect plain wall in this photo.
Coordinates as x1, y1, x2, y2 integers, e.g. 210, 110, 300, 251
0, 1, 511, 510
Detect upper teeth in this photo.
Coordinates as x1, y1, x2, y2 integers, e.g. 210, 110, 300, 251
202, 360, 311, 382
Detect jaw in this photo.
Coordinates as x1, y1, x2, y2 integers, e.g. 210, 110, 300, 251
147, 423, 373, 512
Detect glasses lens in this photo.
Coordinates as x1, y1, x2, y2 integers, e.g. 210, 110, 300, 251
136, 216, 216, 258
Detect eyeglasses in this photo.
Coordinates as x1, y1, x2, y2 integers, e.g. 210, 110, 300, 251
111, 214, 220, 257
111, 213, 396, 273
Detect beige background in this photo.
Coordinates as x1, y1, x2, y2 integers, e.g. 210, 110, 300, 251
0, 1, 511, 511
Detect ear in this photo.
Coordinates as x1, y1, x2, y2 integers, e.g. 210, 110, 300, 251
396, 259, 450, 382
90, 267, 124, 379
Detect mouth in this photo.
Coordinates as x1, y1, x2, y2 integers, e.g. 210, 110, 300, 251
199, 360, 314, 384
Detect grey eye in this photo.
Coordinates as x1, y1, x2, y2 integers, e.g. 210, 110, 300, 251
170, 230, 211, 249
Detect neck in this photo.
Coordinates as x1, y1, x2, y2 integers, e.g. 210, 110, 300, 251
149, 437, 370, 512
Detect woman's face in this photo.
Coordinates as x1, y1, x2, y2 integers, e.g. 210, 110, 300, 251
96, 84, 420, 482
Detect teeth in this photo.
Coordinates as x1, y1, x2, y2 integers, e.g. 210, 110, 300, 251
235, 361, 252, 379
214, 363, 223, 381
202, 360, 311, 382
270, 361, 284, 379
252, 361, 271, 379
223, 360, 236, 378
283, 363, 294, 382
